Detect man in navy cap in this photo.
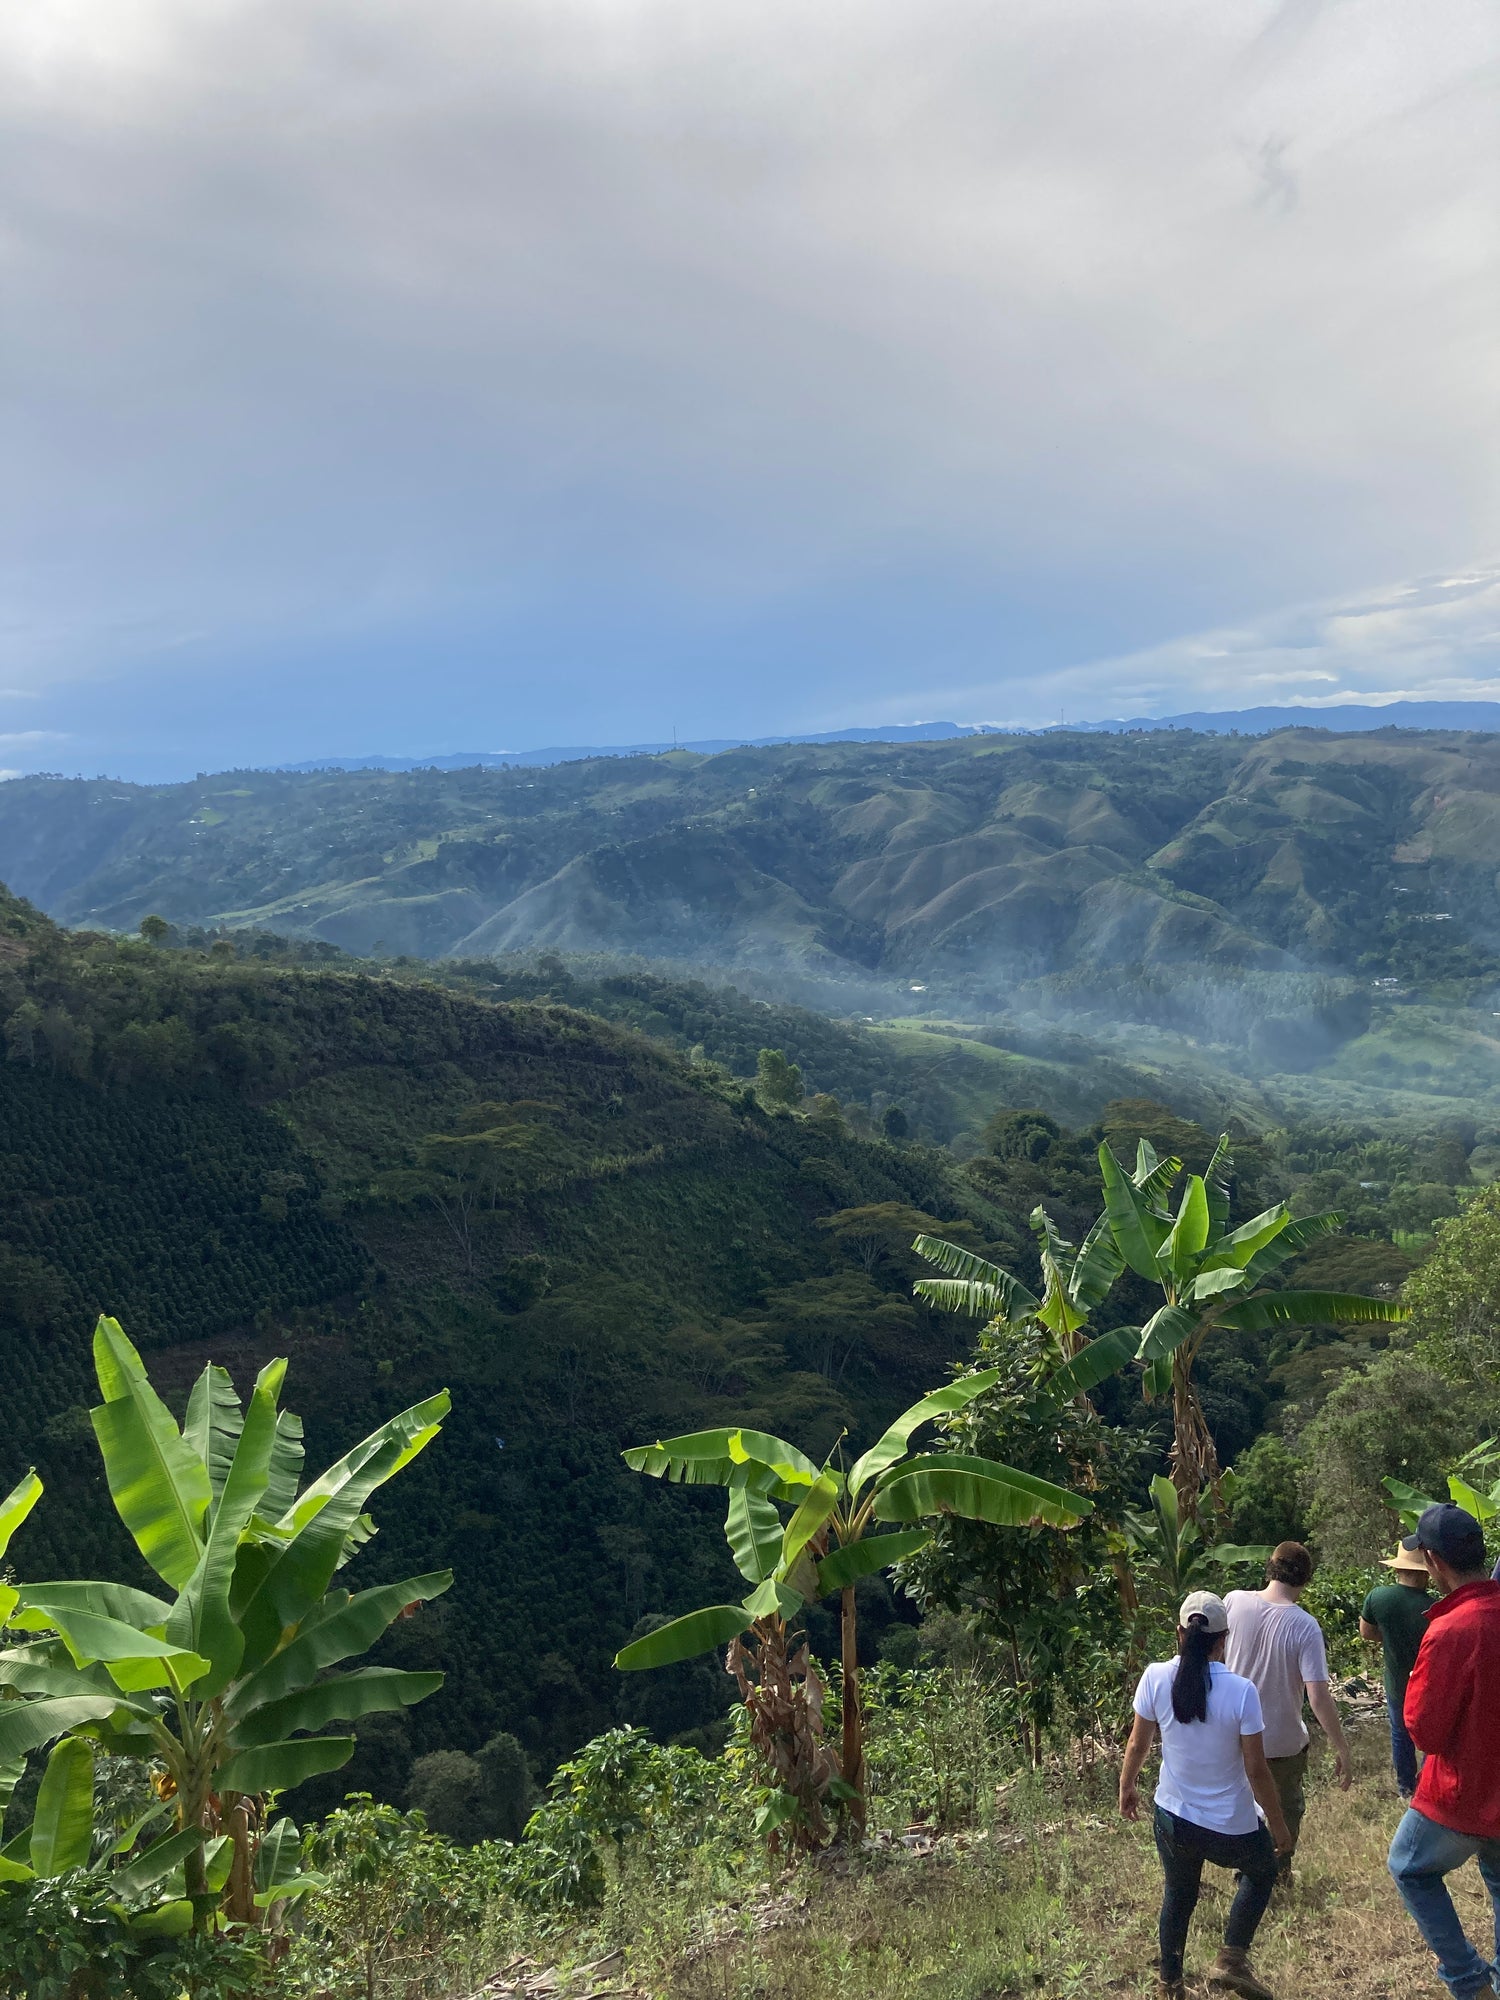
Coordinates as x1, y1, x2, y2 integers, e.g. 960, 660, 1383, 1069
1389, 1502, 1500, 2000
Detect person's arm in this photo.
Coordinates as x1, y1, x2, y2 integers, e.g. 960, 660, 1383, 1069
1306, 1681, 1353, 1789
1359, 1616, 1382, 1645
1242, 1731, 1294, 1853
1118, 1711, 1157, 1822
1403, 1628, 1451, 1757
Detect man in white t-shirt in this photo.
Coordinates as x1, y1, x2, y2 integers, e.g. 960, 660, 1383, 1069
1225, 1540, 1352, 1874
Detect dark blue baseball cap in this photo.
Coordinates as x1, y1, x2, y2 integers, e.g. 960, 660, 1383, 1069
1404, 1502, 1486, 1571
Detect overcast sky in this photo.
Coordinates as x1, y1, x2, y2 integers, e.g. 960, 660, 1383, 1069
2, 0, 1497, 778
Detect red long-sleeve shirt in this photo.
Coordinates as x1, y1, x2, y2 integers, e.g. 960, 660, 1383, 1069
1405, 1579, 1500, 1839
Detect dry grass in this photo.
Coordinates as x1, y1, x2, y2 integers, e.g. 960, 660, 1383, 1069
621, 1725, 1484, 2000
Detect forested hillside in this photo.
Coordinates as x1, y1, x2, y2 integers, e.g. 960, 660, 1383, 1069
0, 889, 1036, 1796
5, 727, 1499, 983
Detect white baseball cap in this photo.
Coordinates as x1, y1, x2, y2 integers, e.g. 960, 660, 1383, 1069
1178, 1590, 1229, 1632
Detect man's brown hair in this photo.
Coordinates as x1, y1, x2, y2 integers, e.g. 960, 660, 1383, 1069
1267, 1540, 1314, 1588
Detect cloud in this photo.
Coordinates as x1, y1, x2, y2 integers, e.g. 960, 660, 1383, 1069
0, 1, 1496, 772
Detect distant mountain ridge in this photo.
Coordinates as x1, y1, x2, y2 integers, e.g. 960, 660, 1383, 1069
283, 700, 1500, 772
5, 725, 1500, 981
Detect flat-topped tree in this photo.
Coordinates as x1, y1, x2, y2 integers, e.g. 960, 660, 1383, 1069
0, 1317, 451, 1927
614, 1383, 1090, 1839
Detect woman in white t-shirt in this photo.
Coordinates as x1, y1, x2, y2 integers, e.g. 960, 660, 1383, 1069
1119, 1590, 1293, 2000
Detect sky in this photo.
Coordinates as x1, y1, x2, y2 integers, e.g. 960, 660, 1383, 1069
2, 0, 1498, 780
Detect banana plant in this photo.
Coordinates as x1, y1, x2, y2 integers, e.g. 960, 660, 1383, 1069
1113, 1474, 1270, 1616
614, 1378, 1091, 1832
913, 1196, 1130, 1363
916, 1138, 1407, 1519
0, 1317, 451, 1927
1096, 1135, 1406, 1514
0, 1733, 323, 1937
1384, 1438, 1500, 1533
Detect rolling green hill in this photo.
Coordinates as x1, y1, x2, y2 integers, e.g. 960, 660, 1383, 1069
0, 893, 1027, 1792
6, 727, 1499, 983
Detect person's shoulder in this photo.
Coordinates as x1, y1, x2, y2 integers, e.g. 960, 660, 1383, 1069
1223, 1589, 1254, 1611
1134, 1659, 1172, 1710
1214, 1665, 1263, 1710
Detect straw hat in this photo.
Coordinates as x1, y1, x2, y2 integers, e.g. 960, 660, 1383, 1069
1382, 1543, 1430, 1575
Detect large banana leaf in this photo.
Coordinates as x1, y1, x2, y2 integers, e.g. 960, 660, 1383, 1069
1203, 1543, 1272, 1567
1202, 1134, 1233, 1235
0, 1642, 125, 1702
29, 1739, 94, 1878
1030, 1207, 1088, 1342
1188, 1266, 1251, 1303
253, 1434, 407, 1645
254, 1815, 327, 1908
1068, 1212, 1125, 1311
624, 1426, 817, 1494
911, 1237, 1040, 1324
614, 1603, 751, 1670
228, 1667, 444, 1750
1136, 1304, 1200, 1362
848, 1369, 1000, 1497
724, 1488, 783, 1585
0, 1696, 125, 1766
780, 1472, 840, 1571
815, 1529, 929, 1595
1143, 1355, 1174, 1400
1134, 1138, 1185, 1206
1099, 1144, 1169, 1280
1238, 1212, 1343, 1287
1214, 1289, 1407, 1333
873, 1454, 1090, 1529
227, 1571, 452, 1718
90, 1318, 211, 1591
276, 1392, 450, 1537
112, 1827, 207, 1901
0, 1471, 42, 1564
166, 1358, 285, 1698
183, 1366, 244, 1502
1196, 1203, 1291, 1275
235, 1399, 450, 1670
217, 1734, 355, 1796
262, 1410, 306, 1523
1045, 1325, 1139, 1401
741, 1576, 804, 1621
1161, 1176, 1210, 1282
13, 1581, 172, 1629
13, 1605, 209, 1695
1382, 1474, 1438, 1529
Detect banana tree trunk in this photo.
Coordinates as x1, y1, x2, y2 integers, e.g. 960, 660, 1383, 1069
840, 1583, 866, 1835
1169, 1349, 1221, 1522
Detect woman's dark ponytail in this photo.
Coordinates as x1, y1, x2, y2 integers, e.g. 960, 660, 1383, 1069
1172, 1614, 1216, 1724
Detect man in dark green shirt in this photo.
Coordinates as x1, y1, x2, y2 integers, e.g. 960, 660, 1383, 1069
1361, 1545, 1432, 1799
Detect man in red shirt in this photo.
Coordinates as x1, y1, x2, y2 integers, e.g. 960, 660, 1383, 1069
1389, 1503, 1500, 2000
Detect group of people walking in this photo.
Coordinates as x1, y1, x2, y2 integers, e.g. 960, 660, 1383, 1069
1118, 1508, 1500, 1999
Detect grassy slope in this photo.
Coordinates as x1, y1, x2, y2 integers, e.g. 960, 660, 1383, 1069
601, 1730, 1437, 2000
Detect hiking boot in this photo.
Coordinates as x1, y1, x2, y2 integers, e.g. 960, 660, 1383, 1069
1210, 1947, 1275, 1999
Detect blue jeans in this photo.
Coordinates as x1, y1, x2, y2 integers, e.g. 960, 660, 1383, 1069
1153, 1806, 1279, 1984
1390, 1706, 1419, 1797
1389, 1807, 1500, 1999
